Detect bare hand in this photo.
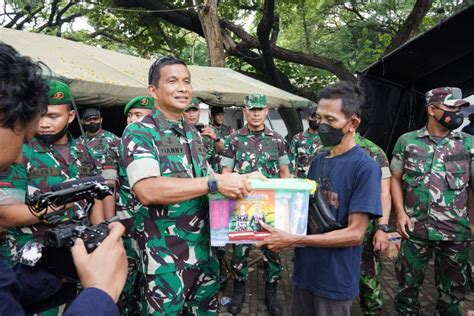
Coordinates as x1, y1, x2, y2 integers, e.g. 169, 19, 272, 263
215, 173, 252, 199
256, 221, 299, 252
373, 230, 389, 252
200, 126, 217, 141
246, 171, 267, 181
396, 211, 413, 239
71, 222, 127, 303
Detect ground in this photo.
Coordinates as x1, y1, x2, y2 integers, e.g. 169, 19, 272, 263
218, 247, 474, 315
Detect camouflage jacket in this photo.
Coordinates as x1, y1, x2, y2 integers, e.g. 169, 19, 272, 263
119, 108, 212, 275
76, 128, 120, 181
220, 125, 290, 179
213, 124, 234, 140
390, 126, 473, 241
288, 129, 322, 178
0, 164, 27, 264
1, 135, 97, 261
355, 133, 391, 179
202, 127, 220, 173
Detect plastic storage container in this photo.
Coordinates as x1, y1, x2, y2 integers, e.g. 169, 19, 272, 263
209, 179, 316, 246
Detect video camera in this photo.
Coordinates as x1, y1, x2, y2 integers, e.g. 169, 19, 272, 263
22, 176, 117, 281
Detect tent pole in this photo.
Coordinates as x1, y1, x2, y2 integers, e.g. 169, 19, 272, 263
71, 96, 86, 139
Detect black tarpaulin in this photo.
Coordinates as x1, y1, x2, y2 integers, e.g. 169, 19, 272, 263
358, 5, 474, 156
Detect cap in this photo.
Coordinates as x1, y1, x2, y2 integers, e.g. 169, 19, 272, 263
82, 107, 101, 119
244, 94, 267, 109
425, 87, 469, 107
48, 80, 72, 105
210, 106, 224, 116
124, 96, 154, 115
184, 97, 201, 111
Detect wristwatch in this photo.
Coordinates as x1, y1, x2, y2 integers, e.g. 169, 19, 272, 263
208, 174, 219, 194
214, 137, 221, 143
377, 224, 390, 233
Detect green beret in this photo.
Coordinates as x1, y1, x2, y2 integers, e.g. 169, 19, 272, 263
124, 96, 154, 115
48, 80, 72, 105
244, 93, 267, 109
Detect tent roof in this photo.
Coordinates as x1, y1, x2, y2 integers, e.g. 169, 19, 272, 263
360, 4, 474, 96
0, 27, 312, 109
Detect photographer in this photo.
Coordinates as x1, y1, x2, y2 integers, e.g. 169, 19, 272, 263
0, 42, 127, 315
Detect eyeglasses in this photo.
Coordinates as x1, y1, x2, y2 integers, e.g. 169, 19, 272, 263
148, 56, 176, 85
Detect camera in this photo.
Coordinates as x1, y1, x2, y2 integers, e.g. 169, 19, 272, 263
22, 176, 116, 281
195, 123, 205, 133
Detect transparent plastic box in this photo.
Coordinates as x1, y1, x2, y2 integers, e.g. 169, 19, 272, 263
209, 179, 316, 246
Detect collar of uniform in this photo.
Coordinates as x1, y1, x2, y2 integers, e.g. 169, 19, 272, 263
239, 125, 274, 136
150, 107, 186, 137
86, 128, 104, 140
417, 125, 462, 139
30, 132, 75, 153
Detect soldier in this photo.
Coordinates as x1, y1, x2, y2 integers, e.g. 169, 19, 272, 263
124, 95, 154, 125
221, 93, 290, 316
77, 107, 120, 218
118, 56, 258, 315
182, 98, 224, 172
210, 105, 234, 140
391, 87, 472, 315
355, 133, 391, 316
0, 80, 105, 314
115, 96, 154, 315
288, 110, 322, 178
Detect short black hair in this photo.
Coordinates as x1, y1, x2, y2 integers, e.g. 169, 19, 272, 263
148, 56, 188, 85
0, 43, 49, 129
318, 81, 365, 119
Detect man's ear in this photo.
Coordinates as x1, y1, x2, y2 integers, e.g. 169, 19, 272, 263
426, 104, 436, 116
147, 85, 158, 100
349, 115, 361, 132
68, 110, 76, 124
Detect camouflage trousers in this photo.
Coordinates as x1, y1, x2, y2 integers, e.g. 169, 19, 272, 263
395, 236, 470, 316
359, 220, 383, 316
118, 236, 141, 315
231, 244, 282, 283
139, 257, 220, 315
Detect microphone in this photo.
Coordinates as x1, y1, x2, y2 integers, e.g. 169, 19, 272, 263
51, 176, 106, 192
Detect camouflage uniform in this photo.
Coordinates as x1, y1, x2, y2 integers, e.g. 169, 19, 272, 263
76, 128, 120, 181
119, 108, 219, 315
288, 129, 322, 178
0, 135, 97, 316
202, 127, 220, 173
391, 126, 473, 315
220, 125, 290, 283
213, 124, 234, 140
355, 133, 391, 316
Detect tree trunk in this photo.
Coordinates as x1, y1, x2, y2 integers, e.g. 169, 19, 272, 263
197, 0, 225, 67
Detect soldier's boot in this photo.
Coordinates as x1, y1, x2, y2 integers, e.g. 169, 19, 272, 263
227, 281, 246, 314
265, 282, 283, 316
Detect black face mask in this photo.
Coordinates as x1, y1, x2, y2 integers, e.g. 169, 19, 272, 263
37, 124, 68, 144
436, 110, 463, 130
308, 120, 319, 130
318, 123, 346, 147
84, 122, 101, 133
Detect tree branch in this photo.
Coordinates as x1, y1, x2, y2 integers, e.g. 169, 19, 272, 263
384, 0, 433, 55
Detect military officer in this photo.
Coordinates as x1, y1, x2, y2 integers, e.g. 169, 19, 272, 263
119, 56, 257, 315
77, 106, 120, 218
221, 93, 290, 316
124, 95, 154, 125
391, 87, 472, 315
182, 98, 224, 172
288, 110, 322, 178
210, 105, 234, 140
